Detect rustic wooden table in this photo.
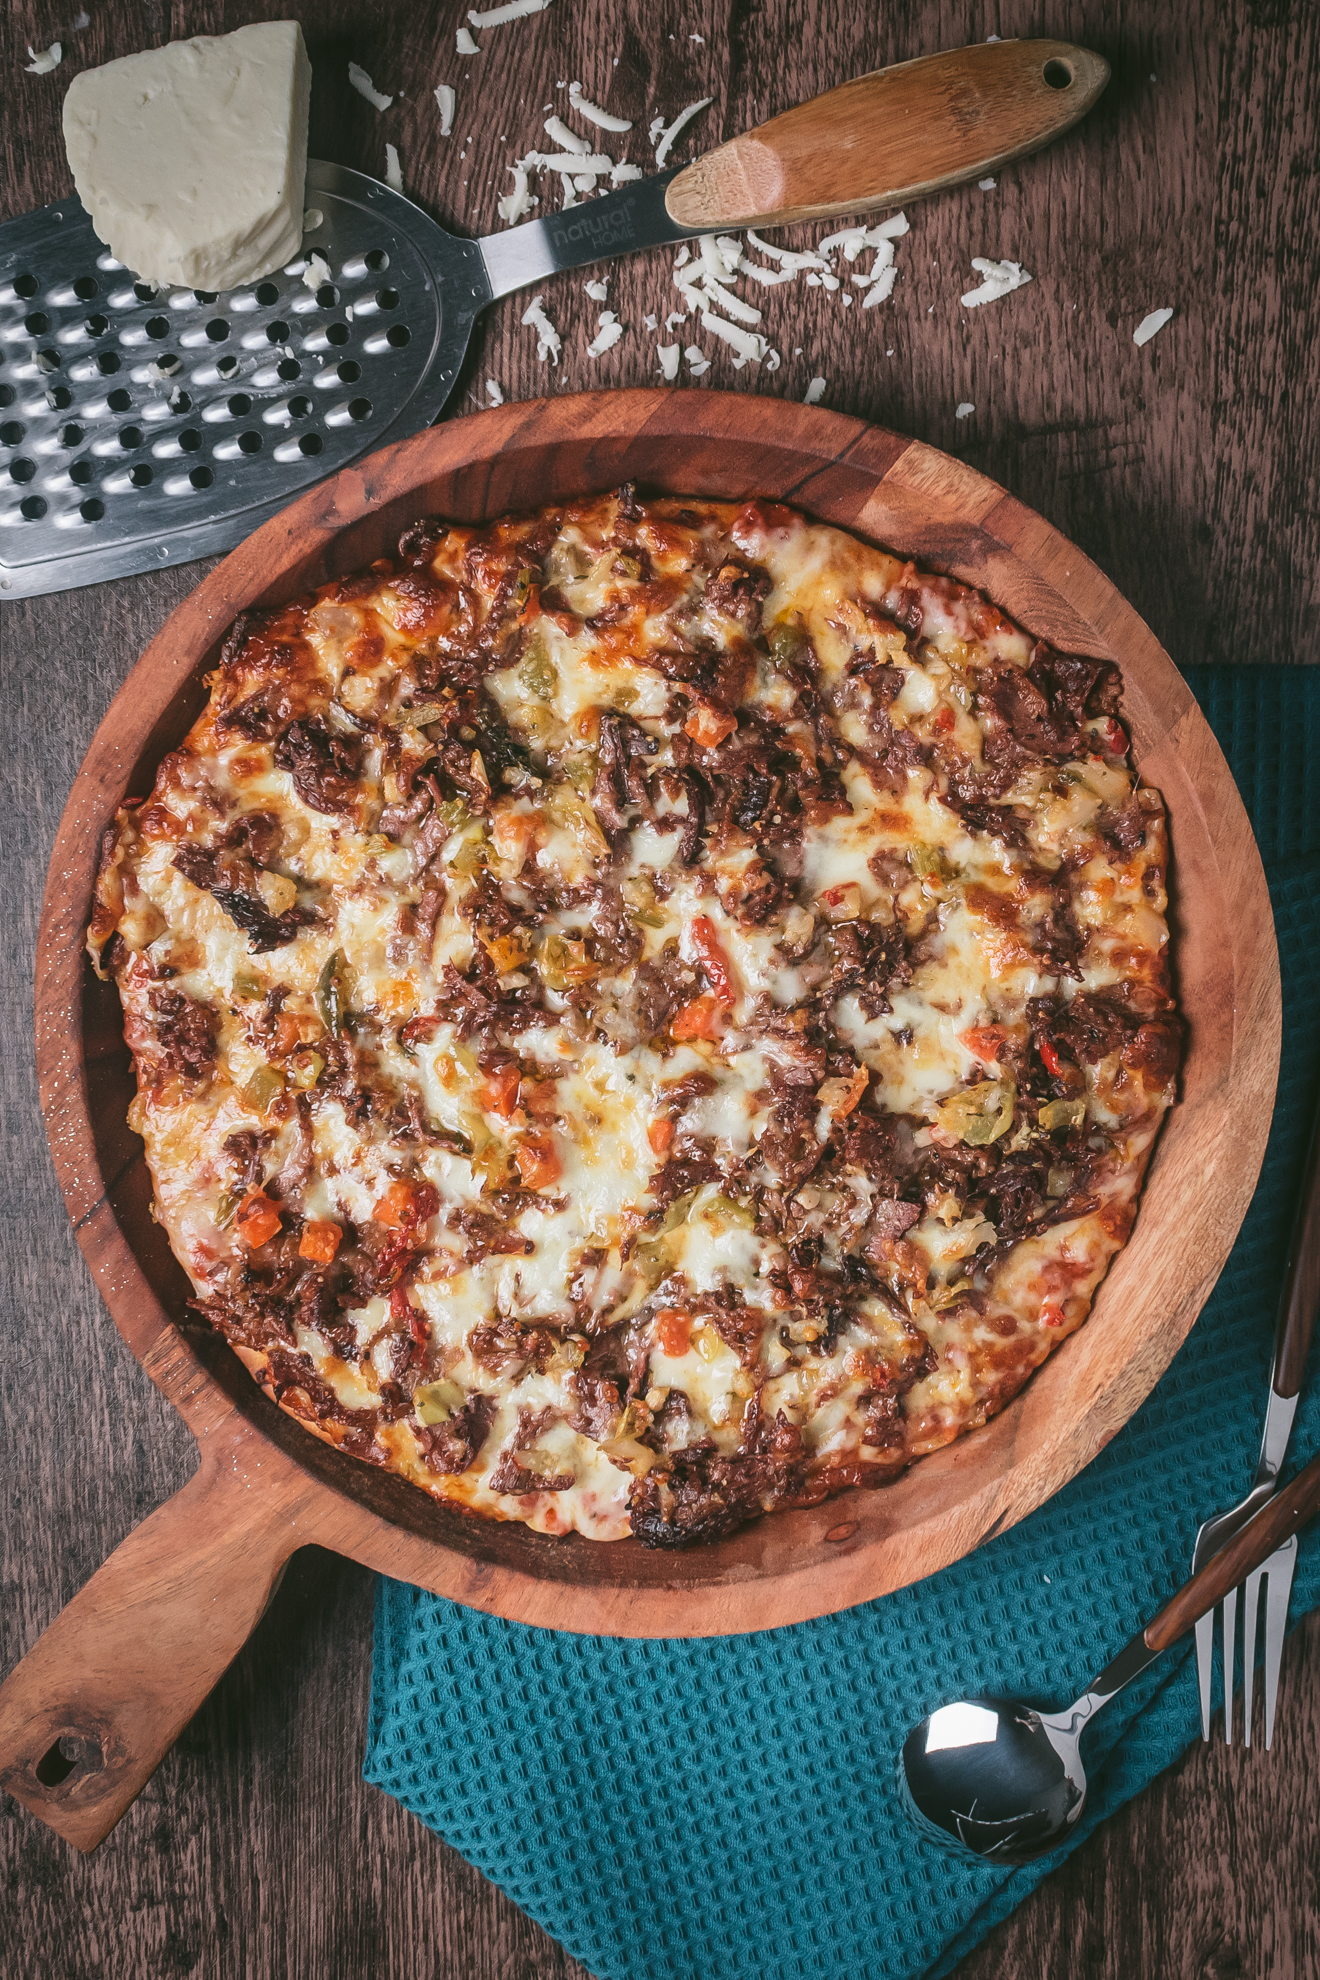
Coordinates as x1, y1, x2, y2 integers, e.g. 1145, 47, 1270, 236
3, 2, 1318, 1976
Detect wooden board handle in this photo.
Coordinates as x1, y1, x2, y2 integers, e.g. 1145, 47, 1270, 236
666, 39, 1110, 232
1274, 1104, 1320, 1398
0, 1449, 303, 1851
1145, 1444, 1320, 1653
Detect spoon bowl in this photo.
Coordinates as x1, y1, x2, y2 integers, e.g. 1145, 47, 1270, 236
899, 1696, 1087, 1864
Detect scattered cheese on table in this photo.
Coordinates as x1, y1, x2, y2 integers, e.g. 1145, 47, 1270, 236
955, 401, 975, 419
585, 277, 609, 301
468, 0, 552, 24
26, 42, 62, 74
684, 345, 710, 375
384, 143, 403, 191
1133, 307, 1174, 348
568, 82, 631, 131
348, 61, 393, 111
486, 379, 504, 405
521, 293, 562, 363
803, 376, 826, 404
654, 97, 713, 168
62, 22, 311, 291
960, 257, 1033, 307
657, 343, 680, 380
435, 84, 456, 135
586, 310, 624, 358
456, 26, 480, 54
978, 177, 997, 190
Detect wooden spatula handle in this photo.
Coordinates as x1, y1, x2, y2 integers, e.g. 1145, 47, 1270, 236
665, 40, 1110, 233
1145, 1444, 1320, 1653
0, 1447, 304, 1851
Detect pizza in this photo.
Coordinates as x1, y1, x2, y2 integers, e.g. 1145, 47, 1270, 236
88, 489, 1180, 1547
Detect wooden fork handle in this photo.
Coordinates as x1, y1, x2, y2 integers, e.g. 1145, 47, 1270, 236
1146, 1444, 1320, 1653
665, 39, 1110, 232
1273, 1103, 1320, 1398
0, 1446, 305, 1851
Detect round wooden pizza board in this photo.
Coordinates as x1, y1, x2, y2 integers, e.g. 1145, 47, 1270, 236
1, 390, 1279, 1850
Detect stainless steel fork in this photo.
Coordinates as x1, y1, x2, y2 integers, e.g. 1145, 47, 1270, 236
1192, 1107, 1320, 1746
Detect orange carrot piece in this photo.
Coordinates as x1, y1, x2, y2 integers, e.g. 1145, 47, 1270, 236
235, 1190, 282, 1249
298, 1220, 342, 1264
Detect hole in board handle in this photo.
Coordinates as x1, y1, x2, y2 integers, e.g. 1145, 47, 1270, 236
36, 1731, 103, 1788
1042, 58, 1074, 89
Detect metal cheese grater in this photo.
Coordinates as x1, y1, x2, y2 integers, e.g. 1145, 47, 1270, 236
0, 160, 491, 598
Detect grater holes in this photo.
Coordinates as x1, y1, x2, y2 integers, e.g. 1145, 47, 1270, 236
193, 290, 219, 305
118, 425, 144, 450
0, 387, 13, 408
299, 432, 322, 455
145, 316, 171, 339
170, 391, 193, 414
348, 397, 372, 420
375, 289, 399, 310
326, 398, 373, 428
277, 357, 301, 380
178, 428, 202, 452
69, 460, 94, 485
129, 462, 153, 486
216, 355, 240, 380
37, 350, 61, 374
72, 276, 99, 300
97, 352, 121, 376
227, 394, 253, 416
255, 282, 280, 306
25, 311, 51, 335
0, 421, 22, 445
14, 273, 39, 299
315, 284, 339, 308
288, 396, 312, 418
107, 388, 132, 412
386, 324, 411, 349
85, 314, 109, 337
337, 360, 361, 383
204, 319, 229, 342
46, 386, 73, 411
80, 496, 105, 520
59, 423, 83, 446
133, 282, 158, 303
238, 430, 262, 453
326, 323, 351, 347
10, 458, 37, 483
20, 495, 47, 520
365, 249, 389, 271
189, 465, 214, 488
266, 320, 291, 344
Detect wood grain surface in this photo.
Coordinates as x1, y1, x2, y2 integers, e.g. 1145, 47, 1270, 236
2, 0, 1318, 1977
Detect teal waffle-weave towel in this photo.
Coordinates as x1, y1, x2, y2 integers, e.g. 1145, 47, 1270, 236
364, 665, 1320, 1980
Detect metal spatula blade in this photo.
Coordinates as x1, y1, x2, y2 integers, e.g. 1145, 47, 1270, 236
0, 39, 1109, 600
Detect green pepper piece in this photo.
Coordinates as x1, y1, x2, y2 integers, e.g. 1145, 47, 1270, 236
517, 631, 557, 701
242, 1063, 286, 1114
1038, 1097, 1087, 1132
317, 949, 349, 1037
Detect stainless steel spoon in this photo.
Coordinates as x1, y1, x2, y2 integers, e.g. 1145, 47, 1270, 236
900, 1443, 1320, 1864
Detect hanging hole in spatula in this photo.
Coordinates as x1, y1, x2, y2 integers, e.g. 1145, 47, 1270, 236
1043, 58, 1074, 88
35, 1732, 103, 1788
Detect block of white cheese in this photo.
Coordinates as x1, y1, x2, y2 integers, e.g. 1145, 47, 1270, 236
62, 21, 312, 292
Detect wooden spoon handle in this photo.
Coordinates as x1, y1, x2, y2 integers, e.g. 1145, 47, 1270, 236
0, 1448, 304, 1851
1273, 1104, 1320, 1398
1145, 1444, 1320, 1653
665, 39, 1110, 233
